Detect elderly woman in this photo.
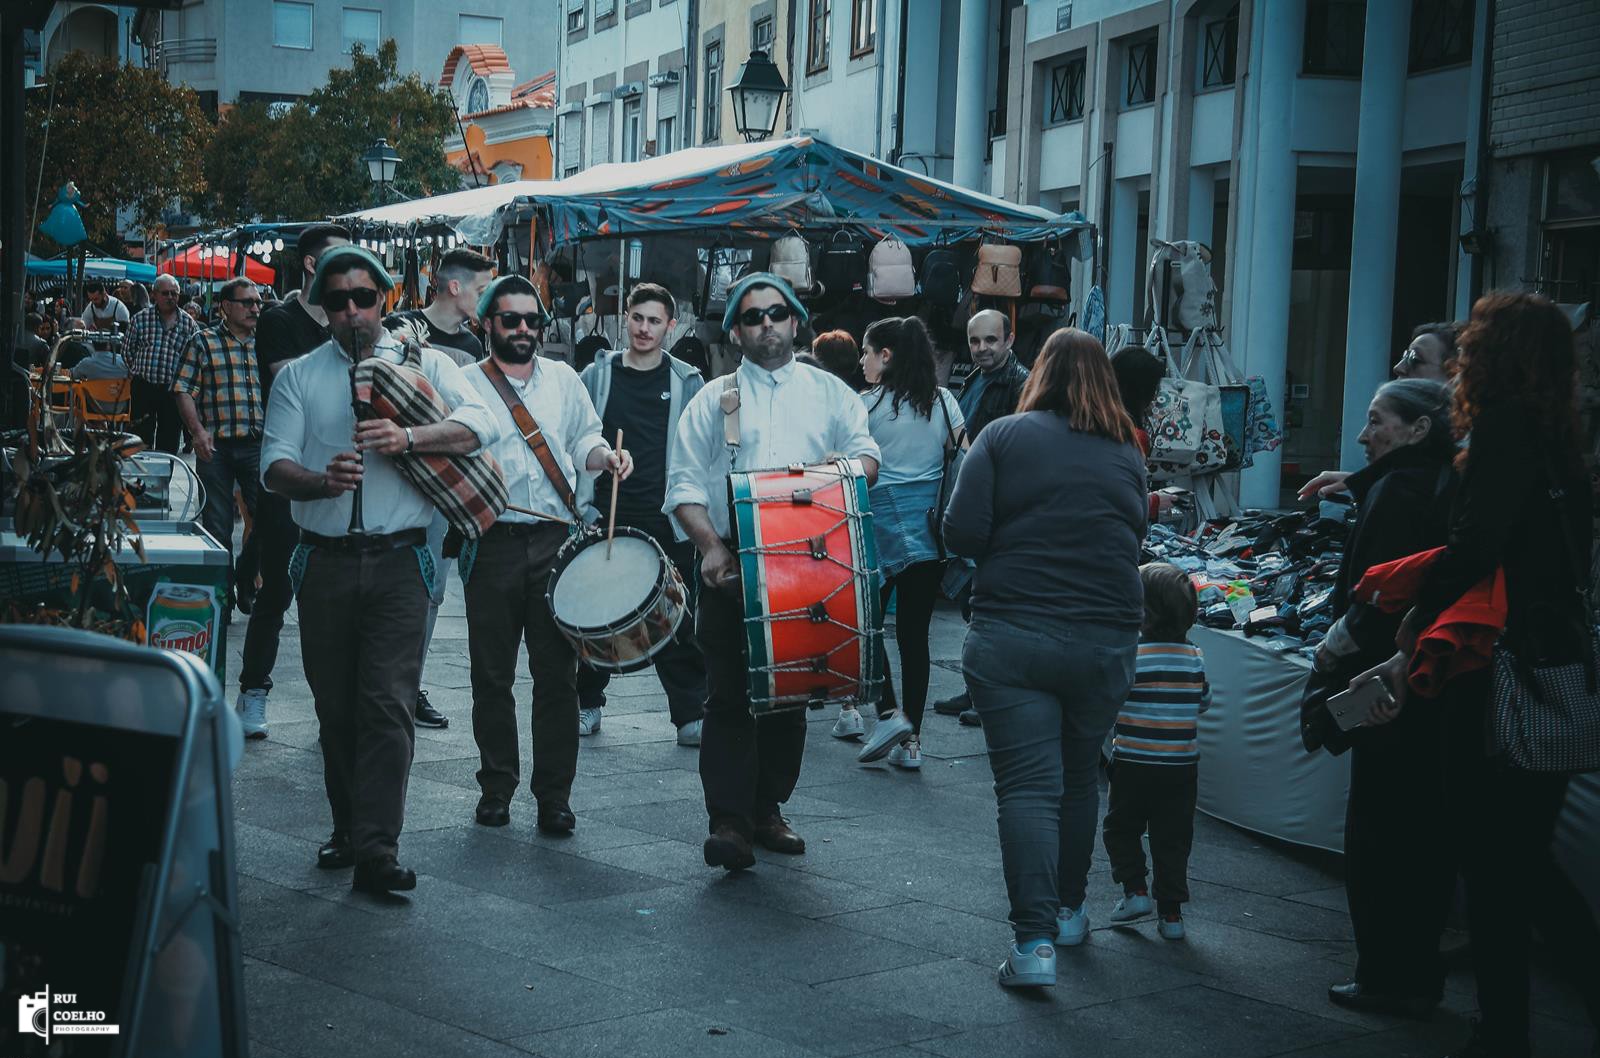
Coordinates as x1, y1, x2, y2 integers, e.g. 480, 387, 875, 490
1305, 379, 1458, 1019
943, 328, 1147, 989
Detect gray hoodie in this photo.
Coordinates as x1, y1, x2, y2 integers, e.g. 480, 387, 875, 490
577, 347, 706, 521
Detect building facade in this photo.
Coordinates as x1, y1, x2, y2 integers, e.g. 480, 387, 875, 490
441, 48, 556, 186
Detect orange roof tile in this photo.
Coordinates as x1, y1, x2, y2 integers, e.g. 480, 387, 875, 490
439, 45, 513, 89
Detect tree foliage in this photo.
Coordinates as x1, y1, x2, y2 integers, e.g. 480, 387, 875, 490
25, 52, 211, 250
217, 40, 460, 222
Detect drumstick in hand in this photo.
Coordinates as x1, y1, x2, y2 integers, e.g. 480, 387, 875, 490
606, 428, 623, 559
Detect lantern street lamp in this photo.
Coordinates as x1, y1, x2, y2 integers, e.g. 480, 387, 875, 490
361, 138, 402, 203
726, 49, 789, 143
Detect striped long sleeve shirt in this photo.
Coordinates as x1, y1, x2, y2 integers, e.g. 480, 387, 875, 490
1112, 640, 1211, 766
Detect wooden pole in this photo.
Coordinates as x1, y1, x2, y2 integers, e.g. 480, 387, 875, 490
605, 428, 623, 558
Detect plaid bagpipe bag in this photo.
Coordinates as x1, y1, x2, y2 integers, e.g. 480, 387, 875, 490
353, 345, 507, 540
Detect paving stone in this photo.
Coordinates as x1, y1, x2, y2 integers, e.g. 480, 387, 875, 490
251, 924, 665, 1039
238, 874, 390, 953
822, 902, 1012, 962
508, 1007, 822, 1058
232, 821, 343, 890
398, 826, 674, 907
814, 957, 1079, 1029
687, 979, 960, 1057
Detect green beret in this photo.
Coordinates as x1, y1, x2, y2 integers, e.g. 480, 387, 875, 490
306, 245, 394, 306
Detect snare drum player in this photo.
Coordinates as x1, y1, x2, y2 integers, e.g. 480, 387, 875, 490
461, 275, 632, 835
260, 246, 499, 895
665, 273, 880, 871
577, 282, 709, 745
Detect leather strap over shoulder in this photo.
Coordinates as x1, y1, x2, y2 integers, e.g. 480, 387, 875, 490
720, 372, 741, 448
480, 358, 579, 518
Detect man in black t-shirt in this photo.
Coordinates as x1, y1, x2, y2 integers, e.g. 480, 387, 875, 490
235, 223, 347, 747
384, 247, 491, 366
576, 282, 709, 745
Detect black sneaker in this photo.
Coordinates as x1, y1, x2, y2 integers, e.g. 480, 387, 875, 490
933, 692, 970, 717
958, 707, 982, 727
414, 689, 449, 729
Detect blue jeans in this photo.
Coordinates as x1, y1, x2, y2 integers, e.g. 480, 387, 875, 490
964, 614, 1138, 943
196, 438, 260, 600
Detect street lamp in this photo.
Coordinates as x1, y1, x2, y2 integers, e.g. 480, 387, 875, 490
726, 49, 789, 143
361, 138, 401, 203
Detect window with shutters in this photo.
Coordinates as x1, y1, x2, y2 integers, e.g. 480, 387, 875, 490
753, 15, 775, 53
342, 8, 380, 54
567, 0, 587, 35
703, 41, 723, 142
273, 1, 313, 49
560, 112, 584, 176
1124, 35, 1156, 107
655, 79, 679, 154
591, 102, 613, 165
1046, 56, 1085, 125
807, 0, 831, 74
459, 14, 503, 46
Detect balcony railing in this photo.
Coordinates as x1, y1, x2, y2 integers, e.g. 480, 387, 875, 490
155, 37, 217, 68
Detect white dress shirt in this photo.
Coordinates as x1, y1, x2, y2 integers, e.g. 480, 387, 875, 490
260, 335, 500, 537
664, 358, 881, 540
463, 357, 606, 524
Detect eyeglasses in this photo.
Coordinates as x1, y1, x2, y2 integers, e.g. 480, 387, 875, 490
493, 311, 549, 330
155, 289, 180, 298
322, 288, 381, 312
224, 297, 263, 308
736, 304, 794, 327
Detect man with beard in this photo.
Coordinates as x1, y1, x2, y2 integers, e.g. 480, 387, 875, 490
460, 275, 632, 834
665, 273, 880, 871
260, 246, 498, 895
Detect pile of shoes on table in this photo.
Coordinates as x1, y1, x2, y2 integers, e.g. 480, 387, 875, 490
1142, 501, 1352, 662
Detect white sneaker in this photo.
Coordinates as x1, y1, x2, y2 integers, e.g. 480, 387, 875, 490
1055, 904, 1090, 946
578, 708, 602, 736
997, 942, 1056, 988
887, 738, 922, 770
1158, 915, 1186, 941
676, 719, 703, 747
237, 688, 268, 740
1109, 892, 1155, 926
831, 706, 865, 740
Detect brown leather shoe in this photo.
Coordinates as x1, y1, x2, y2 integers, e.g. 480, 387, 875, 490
753, 815, 806, 855
703, 825, 756, 871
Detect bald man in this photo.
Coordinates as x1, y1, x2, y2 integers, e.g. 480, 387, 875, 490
959, 310, 1030, 442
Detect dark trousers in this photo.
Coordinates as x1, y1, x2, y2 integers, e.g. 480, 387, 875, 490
576, 523, 708, 729
196, 438, 260, 600
465, 522, 579, 806
698, 577, 807, 839
297, 544, 427, 861
876, 559, 943, 732
1102, 760, 1198, 908
239, 494, 296, 692
131, 375, 181, 454
1445, 674, 1570, 1058
1343, 698, 1451, 999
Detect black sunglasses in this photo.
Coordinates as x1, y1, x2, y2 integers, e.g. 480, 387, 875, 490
736, 304, 794, 327
322, 288, 381, 312
493, 311, 549, 330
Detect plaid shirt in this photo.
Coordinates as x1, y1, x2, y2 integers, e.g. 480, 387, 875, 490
171, 324, 264, 440
122, 306, 200, 384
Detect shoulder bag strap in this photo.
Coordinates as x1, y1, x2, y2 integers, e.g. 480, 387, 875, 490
720, 372, 741, 448
479, 357, 580, 518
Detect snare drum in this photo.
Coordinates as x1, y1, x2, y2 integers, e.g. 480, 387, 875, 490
728, 459, 883, 714
546, 527, 689, 672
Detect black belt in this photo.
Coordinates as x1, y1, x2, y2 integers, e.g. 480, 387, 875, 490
301, 528, 427, 552
485, 520, 567, 539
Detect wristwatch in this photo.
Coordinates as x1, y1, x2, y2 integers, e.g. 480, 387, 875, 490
404, 426, 415, 453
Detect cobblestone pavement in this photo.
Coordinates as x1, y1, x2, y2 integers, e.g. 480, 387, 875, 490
230, 571, 1591, 1058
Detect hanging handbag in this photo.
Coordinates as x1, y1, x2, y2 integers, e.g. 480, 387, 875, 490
971, 239, 1022, 298
769, 231, 819, 296
1207, 333, 1282, 466
1487, 460, 1600, 773
919, 239, 963, 308
867, 233, 917, 300
816, 228, 866, 296
928, 390, 966, 559
1026, 236, 1071, 303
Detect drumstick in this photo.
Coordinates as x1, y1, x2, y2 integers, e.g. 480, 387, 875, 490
505, 503, 572, 524
605, 428, 623, 559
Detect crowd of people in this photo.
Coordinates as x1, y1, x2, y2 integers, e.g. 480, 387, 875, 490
23, 224, 1595, 1058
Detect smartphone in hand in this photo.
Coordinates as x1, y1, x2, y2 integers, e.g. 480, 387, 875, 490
1325, 676, 1394, 732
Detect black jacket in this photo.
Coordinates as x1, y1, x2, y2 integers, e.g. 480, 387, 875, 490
1303, 443, 1456, 754
958, 354, 1029, 441
1415, 407, 1593, 663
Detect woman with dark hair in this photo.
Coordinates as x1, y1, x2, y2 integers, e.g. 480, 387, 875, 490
943, 328, 1147, 989
1394, 321, 1460, 382
1307, 379, 1458, 1019
1356, 293, 1593, 1058
851, 316, 966, 768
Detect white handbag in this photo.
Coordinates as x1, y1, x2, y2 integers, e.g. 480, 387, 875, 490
769, 233, 819, 295
866, 234, 916, 300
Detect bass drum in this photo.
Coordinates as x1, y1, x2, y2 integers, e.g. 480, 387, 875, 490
546, 527, 688, 672
728, 459, 883, 714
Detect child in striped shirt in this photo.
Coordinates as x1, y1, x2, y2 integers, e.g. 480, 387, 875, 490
1101, 562, 1211, 940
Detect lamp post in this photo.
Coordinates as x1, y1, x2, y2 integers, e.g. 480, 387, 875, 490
361, 138, 401, 204
726, 49, 789, 143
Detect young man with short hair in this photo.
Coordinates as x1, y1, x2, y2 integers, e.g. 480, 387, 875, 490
576, 283, 708, 744
385, 247, 493, 366
81, 280, 131, 330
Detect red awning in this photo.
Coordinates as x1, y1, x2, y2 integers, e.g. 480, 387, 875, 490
161, 246, 274, 283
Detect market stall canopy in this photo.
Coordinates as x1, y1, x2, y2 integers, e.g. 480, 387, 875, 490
520, 136, 1090, 248
25, 254, 159, 283
160, 246, 273, 283
336, 179, 556, 244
